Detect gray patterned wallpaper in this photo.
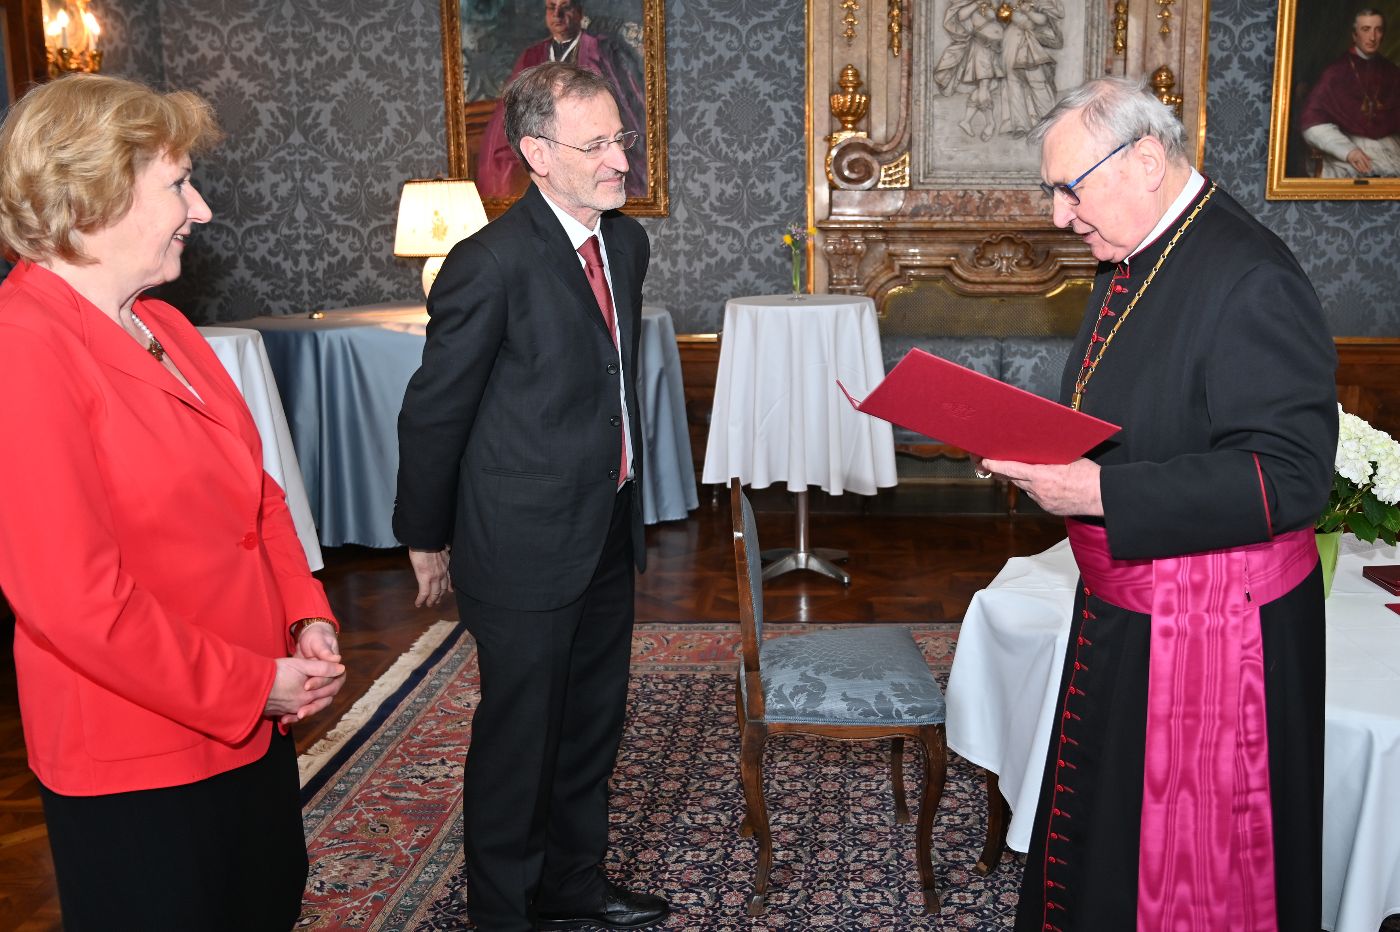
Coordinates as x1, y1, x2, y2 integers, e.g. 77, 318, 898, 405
98, 1, 1393, 335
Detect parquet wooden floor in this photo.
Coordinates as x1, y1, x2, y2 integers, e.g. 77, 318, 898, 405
0, 488, 1065, 931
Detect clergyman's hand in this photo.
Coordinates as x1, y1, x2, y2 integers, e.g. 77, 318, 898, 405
1347, 147, 1374, 176
979, 457, 1103, 517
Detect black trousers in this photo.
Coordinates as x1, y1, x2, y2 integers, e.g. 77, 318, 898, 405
457, 489, 636, 932
39, 729, 308, 932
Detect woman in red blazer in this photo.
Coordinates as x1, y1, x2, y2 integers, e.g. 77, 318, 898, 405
0, 76, 346, 930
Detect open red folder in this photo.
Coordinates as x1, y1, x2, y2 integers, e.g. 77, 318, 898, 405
838, 348, 1120, 465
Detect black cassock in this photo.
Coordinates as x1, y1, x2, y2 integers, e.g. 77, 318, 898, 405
1014, 182, 1337, 932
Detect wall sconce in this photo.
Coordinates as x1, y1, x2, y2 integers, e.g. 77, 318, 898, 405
393, 178, 488, 297
43, 1, 103, 77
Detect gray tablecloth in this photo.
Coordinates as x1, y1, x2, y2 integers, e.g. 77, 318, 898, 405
246, 302, 696, 548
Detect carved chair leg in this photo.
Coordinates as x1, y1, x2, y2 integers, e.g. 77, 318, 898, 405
890, 736, 910, 824
734, 679, 754, 837
915, 724, 948, 914
976, 768, 1011, 876
739, 722, 772, 917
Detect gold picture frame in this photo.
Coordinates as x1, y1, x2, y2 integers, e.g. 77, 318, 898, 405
1266, 0, 1400, 200
438, 0, 670, 217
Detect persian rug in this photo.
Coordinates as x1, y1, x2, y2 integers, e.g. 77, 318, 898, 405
297, 622, 1026, 931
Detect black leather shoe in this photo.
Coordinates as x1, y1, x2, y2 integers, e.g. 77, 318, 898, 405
535, 880, 670, 929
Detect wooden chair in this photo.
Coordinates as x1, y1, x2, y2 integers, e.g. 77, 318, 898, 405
729, 479, 949, 916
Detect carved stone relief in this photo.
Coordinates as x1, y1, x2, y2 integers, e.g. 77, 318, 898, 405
807, 0, 1210, 299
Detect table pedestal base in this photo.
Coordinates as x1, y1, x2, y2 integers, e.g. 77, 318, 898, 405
760, 490, 851, 585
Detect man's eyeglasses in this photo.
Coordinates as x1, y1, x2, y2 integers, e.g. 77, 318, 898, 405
1039, 138, 1137, 206
537, 131, 640, 157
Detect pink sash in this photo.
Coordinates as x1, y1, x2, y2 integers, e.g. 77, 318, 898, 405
1065, 520, 1316, 932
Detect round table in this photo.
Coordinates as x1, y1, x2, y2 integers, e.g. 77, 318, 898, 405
701, 294, 897, 582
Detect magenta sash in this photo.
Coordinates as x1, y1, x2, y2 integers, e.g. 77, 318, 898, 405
1065, 519, 1316, 932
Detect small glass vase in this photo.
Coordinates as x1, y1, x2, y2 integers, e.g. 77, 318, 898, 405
788, 249, 804, 300
1316, 530, 1341, 598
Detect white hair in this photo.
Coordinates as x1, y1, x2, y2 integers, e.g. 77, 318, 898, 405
1029, 75, 1188, 164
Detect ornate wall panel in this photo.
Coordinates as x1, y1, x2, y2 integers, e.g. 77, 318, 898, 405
808, 0, 1210, 301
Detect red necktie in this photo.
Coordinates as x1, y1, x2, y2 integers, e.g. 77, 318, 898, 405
578, 235, 628, 485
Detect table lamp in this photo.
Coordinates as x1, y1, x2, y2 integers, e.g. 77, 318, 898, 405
393, 178, 488, 296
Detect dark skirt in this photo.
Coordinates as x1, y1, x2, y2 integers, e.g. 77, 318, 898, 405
39, 730, 308, 932
1014, 569, 1325, 931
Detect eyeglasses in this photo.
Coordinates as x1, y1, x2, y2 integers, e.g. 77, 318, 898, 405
1039, 138, 1137, 206
536, 131, 640, 157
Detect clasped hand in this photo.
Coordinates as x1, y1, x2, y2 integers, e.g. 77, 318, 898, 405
265, 622, 345, 726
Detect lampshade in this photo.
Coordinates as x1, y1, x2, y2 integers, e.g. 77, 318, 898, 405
394, 178, 488, 295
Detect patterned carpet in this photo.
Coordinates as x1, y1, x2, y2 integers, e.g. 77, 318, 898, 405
296, 621, 1027, 930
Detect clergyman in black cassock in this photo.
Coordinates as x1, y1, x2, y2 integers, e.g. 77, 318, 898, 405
982, 77, 1336, 931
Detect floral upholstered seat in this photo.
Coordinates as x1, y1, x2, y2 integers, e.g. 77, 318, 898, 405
747, 626, 946, 725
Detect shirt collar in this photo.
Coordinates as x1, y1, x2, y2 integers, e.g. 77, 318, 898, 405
538, 188, 603, 253
1127, 167, 1205, 262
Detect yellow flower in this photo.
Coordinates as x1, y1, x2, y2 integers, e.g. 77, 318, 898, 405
808, 227, 817, 236
783, 234, 794, 246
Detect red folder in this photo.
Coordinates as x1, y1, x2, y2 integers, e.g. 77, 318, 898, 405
838, 348, 1120, 465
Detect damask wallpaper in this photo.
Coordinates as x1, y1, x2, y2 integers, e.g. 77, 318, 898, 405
99, 0, 803, 332
98, 0, 1392, 335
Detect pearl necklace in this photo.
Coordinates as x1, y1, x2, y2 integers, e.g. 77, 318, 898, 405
129, 310, 166, 362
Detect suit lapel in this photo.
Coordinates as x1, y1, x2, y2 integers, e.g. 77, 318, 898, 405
521, 185, 615, 342
12, 264, 228, 427
601, 213, 637, 358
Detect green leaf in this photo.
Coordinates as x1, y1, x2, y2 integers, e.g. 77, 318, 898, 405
1350, 513, 1379, 542
1363, 493, 1388, 527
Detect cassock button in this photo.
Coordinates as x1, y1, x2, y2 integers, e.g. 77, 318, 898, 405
240, 532, 258, 549
606, 363, 619, 375
608, 467, 620, 481
610, 415, 621, 427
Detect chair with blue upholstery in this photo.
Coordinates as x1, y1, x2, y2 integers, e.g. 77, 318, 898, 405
729, 479, 948, 916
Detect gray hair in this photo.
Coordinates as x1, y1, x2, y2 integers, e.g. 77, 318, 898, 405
503, 62, 617, 172
1029, 75, 1188, 164
1355, 8, 1384, 28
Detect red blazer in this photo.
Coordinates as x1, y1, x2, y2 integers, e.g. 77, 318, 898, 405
0, 262, 335, 796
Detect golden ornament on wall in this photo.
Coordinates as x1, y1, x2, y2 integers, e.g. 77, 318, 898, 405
829, 64, 870, 135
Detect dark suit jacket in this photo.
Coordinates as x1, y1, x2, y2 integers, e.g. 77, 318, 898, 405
394, 184, 648, 611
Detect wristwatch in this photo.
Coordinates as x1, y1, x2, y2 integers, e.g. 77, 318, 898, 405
289, 617, 339, 640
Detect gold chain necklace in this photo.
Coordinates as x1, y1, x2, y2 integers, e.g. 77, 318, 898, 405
1070, 183, 1216, 411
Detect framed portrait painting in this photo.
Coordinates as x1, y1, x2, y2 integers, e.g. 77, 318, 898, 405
1267, 0, 1400, 199
438, 0, 669, 216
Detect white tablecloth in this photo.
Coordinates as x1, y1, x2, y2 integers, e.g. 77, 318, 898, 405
946, 534, 1400, 932
198, 327, 323, 571
701, 294, 897, 495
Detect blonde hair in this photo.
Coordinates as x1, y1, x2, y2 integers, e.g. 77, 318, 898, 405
0, 74, 222, 264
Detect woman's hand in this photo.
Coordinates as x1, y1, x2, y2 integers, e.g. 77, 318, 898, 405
265, 656, 346, 726
294, 619, 340, 665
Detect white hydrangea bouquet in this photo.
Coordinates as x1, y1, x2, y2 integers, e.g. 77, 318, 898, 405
1317, 405, 1400, 545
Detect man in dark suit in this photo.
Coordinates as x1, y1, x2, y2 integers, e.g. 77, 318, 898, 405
394, 61, 668, 932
